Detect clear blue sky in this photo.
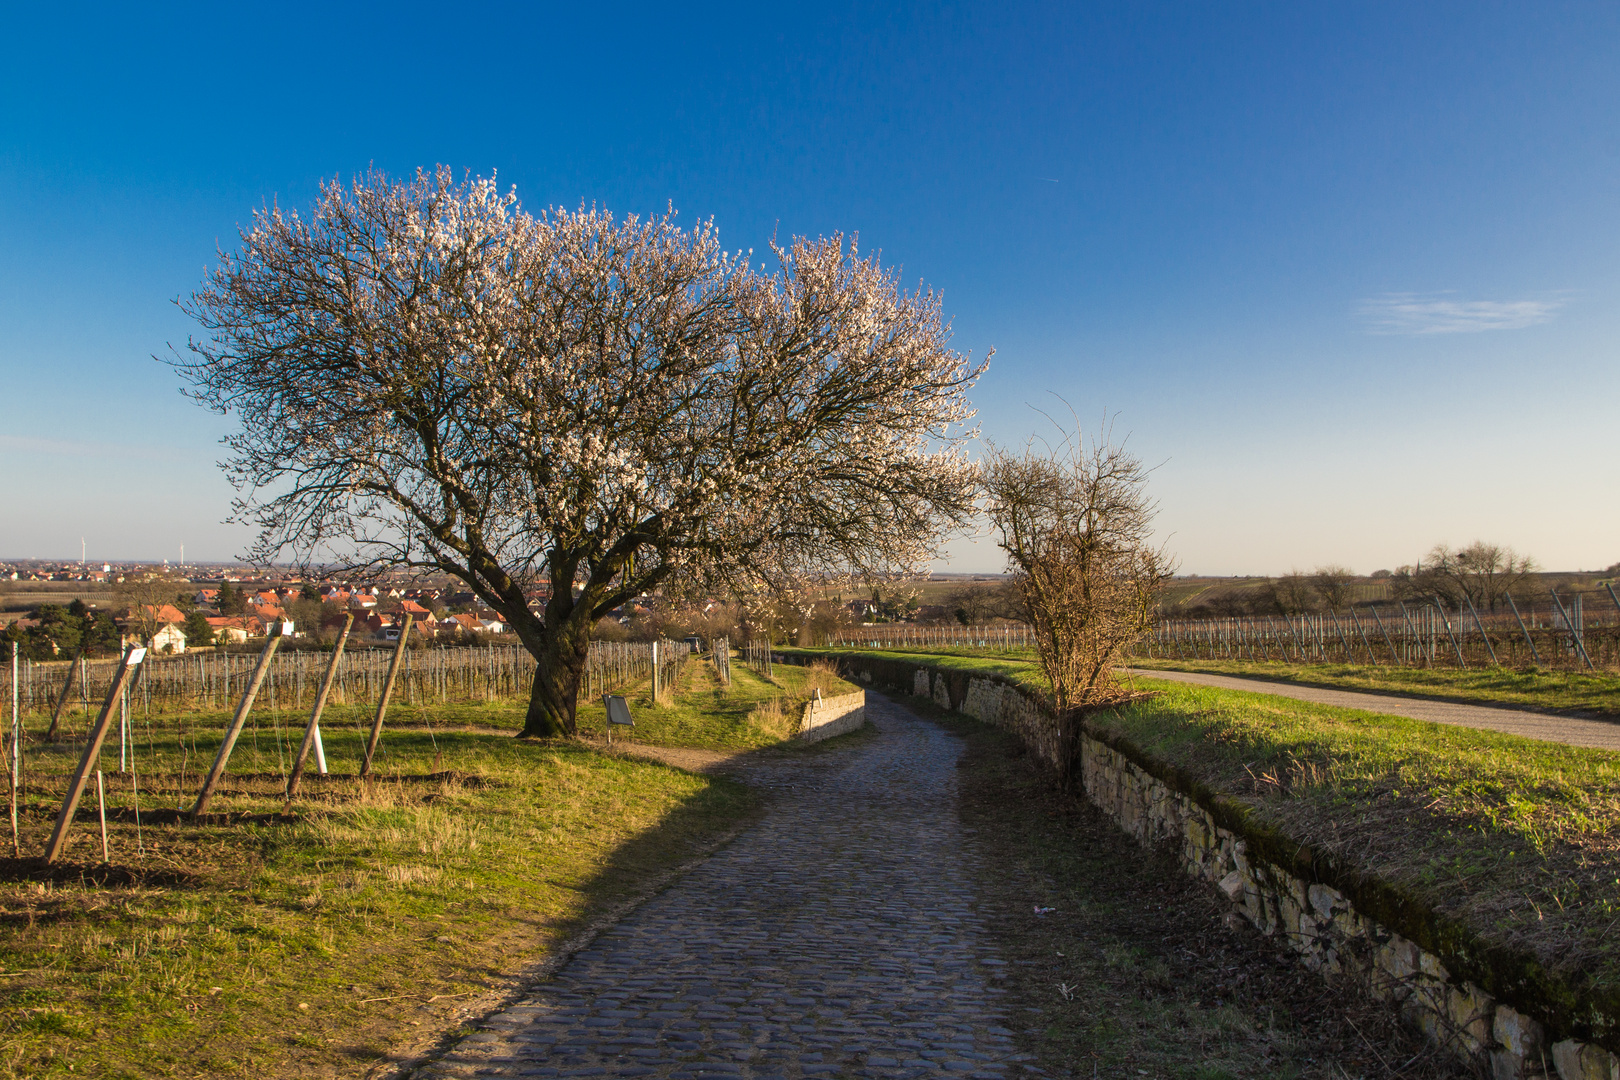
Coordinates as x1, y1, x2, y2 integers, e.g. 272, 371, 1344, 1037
3, 2, 1617, 574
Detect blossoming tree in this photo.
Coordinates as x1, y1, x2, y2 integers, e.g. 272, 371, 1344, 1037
172, 168, 984, 736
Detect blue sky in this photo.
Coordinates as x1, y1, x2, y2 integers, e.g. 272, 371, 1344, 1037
3, 2, 1618, 574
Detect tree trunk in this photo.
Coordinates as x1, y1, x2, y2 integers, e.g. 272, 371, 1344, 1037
520, 622, 591, 738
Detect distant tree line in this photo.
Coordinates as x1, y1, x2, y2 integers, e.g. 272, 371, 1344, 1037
1167, 541, 1540, 619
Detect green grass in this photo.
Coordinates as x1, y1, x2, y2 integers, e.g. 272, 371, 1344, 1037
1130, 657, 1620, 717
795, 642, 1620, 716
1100, 678, 1620, 994
781, 645, 1047, 695
574, 657, 860, 749
0, 652, 826, 1079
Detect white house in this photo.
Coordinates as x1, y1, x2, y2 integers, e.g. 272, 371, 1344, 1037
152, 623, 187, 654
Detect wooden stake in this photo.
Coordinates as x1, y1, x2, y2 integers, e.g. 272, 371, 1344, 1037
191, 625, 288, 817
9, 641, 19, 857
286, 615, 353, 800
44, 647, 84, 741
360, 615, 412, 777
96, 770, 108, 863
44, 646, 145, 863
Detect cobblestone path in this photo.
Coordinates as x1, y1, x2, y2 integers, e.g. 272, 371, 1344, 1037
415, 694, 1027, 1080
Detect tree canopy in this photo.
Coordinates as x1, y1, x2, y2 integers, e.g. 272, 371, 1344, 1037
172, 167, 985, 734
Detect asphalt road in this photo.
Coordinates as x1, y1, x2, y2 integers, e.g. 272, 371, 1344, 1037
1122, 668, 1620, 752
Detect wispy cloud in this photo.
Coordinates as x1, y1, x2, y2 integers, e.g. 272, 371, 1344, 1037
1358, 292, 1568, 335
0, 434, 168, 460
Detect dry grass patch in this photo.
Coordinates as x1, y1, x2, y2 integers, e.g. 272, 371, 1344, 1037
0, 723, 757, 1079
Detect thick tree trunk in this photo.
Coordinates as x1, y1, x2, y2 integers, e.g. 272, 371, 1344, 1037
520, 622, 591, 738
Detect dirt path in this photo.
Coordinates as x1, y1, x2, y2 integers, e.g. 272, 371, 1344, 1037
1124, 667, 1620, 750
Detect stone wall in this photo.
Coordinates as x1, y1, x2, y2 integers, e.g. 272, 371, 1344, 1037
798, 690, 866, 743
817, 652, 1617, 1080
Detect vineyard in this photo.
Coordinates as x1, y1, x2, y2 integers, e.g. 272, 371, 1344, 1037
1142, 593, 1617, 671
1, 638, 697, 722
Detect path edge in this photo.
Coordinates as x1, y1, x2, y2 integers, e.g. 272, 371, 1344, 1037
363, 811, 763, 1079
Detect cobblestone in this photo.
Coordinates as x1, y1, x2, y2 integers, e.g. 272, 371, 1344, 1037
413, 694, 1024, 1080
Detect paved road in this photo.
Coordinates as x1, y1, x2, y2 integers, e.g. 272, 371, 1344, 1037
413, 695, 1029, 1080
1124, 668, 1620, 751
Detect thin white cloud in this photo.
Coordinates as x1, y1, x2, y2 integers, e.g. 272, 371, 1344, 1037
1359, 292, 1567, 335
0, 434, 168, 460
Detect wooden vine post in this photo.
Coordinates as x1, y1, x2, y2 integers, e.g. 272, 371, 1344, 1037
286, 614, 353, 799
9, 641, 18, 856
191, 622, 290, 817
44, 647, 85, 741
44, 645, 147, 863
360, 614, 412, 777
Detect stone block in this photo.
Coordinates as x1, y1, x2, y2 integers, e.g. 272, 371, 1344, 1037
1553, 1041, 1620, 1080
1308, 882, 1343, 921
1444, 980, 1493, 1055
1490, 1004, 1545, 1080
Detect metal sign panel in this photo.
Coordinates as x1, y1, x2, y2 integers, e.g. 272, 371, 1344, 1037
604, 695, 635, 726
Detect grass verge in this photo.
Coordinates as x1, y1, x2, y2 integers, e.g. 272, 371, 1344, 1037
0, 653, 813, 1079
780, 645, 1048, 696
574, 656, 860, 748
1098, 678, 1620, 1015
1128, 657, 1620, 718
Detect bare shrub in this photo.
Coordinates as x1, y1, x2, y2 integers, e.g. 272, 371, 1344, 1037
1309, 565, 1354, 613
1271, 571, 1318, 615
984, 422, 1173, 783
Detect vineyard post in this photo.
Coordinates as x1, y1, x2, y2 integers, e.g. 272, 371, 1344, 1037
1348, 608, 1376, 665
360, 614, 413, 776
1432, 602, 1467, 668
44, 647, 85, 741
1368, 606, 1399, 665
1549, 591, 1594, 670
1505, 594, 1541, 664
191, 623, 289, 816
1463, 595, 1498, 665
9, 641, 18, 856
286, 614, 353, 799
1282, 615, 1306, 661
1397, 603, 1424, 665
44, 646, 146, 863
96, 771, 108, 862
1329, 613, 1353, 662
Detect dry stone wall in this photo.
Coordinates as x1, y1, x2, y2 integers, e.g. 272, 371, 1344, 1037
797, 690, 866, 743
810, 651, 1617, 1080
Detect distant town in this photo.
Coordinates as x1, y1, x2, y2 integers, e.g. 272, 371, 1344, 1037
0, 557, 1020, 659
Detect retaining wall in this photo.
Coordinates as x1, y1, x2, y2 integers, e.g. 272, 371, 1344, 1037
799, 650, 1618, 1080
797, 690, 866, 743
